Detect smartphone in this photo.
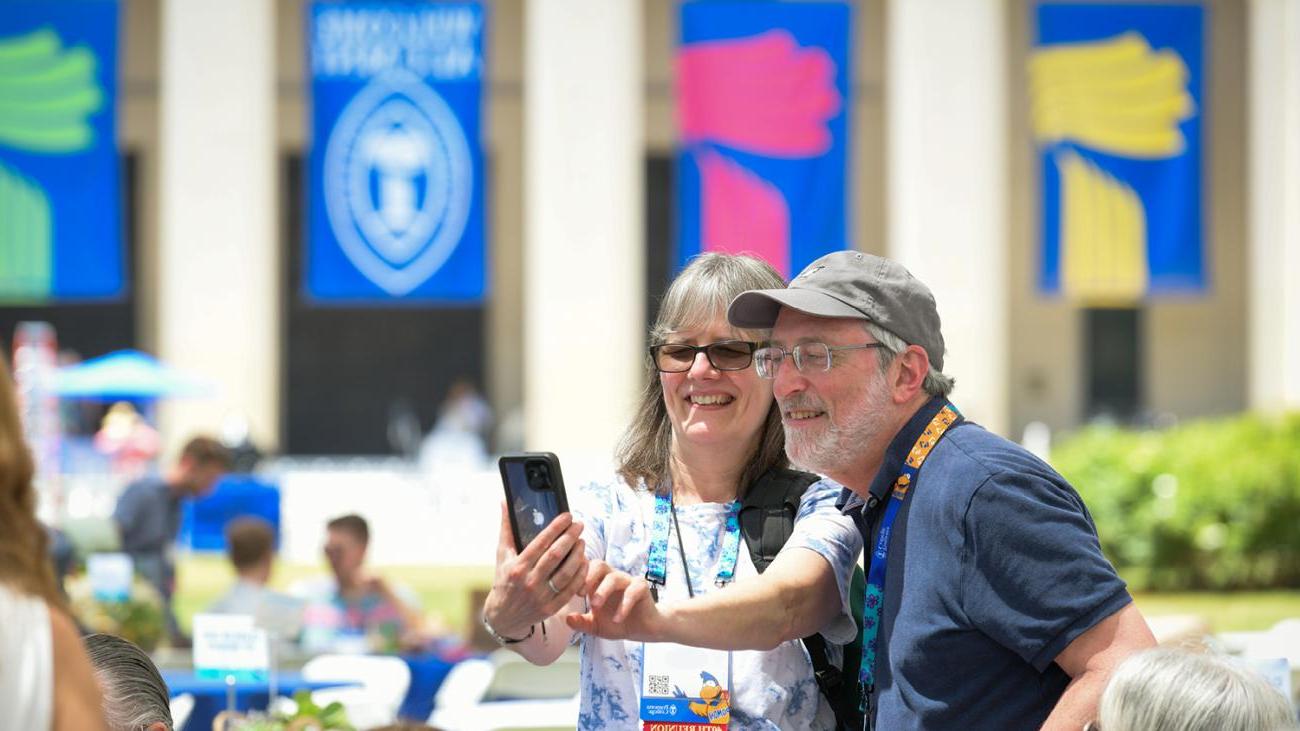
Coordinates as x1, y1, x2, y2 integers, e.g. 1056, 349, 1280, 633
499, 452, 570, 553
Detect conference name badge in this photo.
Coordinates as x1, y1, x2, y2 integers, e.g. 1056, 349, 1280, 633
640, 642, 731, 728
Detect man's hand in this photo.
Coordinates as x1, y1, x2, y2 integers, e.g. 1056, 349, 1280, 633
565, 560, 664, 642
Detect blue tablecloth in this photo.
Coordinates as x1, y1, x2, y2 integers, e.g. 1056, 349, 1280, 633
162, 671, 353, 731
397, 652, 459, 721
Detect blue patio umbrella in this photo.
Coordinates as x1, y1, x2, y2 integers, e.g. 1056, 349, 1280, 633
53, 350, 213, 400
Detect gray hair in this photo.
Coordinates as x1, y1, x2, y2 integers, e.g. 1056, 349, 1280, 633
84, 633, 173, 731
616, 253, 788, 494
1097, 648, 1298, 731
863, 322, 955, 398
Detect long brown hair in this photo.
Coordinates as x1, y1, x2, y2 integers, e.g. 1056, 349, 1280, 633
615, 253, 788, 495
0, 353, 63, 606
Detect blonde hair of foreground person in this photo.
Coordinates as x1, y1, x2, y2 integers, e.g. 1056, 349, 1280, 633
0, 355, 108, 730
1095, 647, 1298, 731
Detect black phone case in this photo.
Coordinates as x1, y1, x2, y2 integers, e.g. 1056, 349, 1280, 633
499, 451, 570, 553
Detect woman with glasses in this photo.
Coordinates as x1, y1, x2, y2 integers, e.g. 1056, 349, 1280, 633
481, 253, 861, 729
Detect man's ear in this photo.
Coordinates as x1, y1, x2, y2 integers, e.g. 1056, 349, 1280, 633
891, 345, 930, 403
146, 722, 169, 731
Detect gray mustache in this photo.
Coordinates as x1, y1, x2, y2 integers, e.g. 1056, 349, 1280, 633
779, 396, 825, 414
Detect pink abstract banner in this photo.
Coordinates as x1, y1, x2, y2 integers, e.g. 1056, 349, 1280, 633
676, 2, 851, 278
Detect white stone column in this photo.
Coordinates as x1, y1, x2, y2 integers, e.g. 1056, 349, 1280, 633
1249, 0, 1300, 410
523, 0, 644, 463
156, 0, 279, 452
886, 0, 1009, 435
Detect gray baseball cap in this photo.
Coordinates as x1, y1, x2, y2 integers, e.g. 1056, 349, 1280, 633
727, 250, 946, 370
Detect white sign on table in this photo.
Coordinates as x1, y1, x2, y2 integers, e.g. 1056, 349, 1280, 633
192, 614, 270, 682
87, 553, 133, 602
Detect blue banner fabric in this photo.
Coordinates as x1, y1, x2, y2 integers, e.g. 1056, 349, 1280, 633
307, 2, 486, 302
178, 475, 281, 553
0, 0, 123, 302
1032, 3, 1205, 304
676, 1, 852, 278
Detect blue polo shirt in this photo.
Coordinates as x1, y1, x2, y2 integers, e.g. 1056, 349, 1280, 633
840, 398, 1130, 730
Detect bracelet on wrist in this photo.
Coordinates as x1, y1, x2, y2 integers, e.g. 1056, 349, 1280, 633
482, 612, 535, 645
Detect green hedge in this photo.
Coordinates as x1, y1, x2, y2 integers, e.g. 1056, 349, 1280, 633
1051, 412, 1300, 591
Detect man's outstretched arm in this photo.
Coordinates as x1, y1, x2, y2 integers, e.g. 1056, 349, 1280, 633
568, 545, 842, 651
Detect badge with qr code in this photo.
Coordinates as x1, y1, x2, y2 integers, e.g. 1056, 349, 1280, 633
640, 642, 731, 728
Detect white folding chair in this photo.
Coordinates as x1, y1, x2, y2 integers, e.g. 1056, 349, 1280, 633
428, 648, 581, 730
301, 654, 411, 728
431, 657, 495, 710
482, 647, 580, 701
168, 692, 194, 730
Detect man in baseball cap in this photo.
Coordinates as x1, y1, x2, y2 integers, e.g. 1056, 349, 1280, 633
727, 250, 1154, 731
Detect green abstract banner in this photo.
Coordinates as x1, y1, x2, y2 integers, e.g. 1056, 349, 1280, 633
0, 1, 123, 302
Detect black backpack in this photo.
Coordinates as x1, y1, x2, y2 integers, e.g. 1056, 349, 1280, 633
739, 467, 866, 731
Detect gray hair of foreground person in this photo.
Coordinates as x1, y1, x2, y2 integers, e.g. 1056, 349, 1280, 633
1095, 647, 1298, 731
84, 633, 173, 731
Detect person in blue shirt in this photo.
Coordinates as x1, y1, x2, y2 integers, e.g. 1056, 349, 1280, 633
574, 250, 1157, 730
113, 435, 231, 644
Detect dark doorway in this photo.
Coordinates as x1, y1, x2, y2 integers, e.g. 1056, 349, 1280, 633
645, 154, 674, 335
1083, 307, 1142, 422
281, 155, 485, 455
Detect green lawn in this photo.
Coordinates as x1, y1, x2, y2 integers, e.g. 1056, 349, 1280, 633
174, 556, 1300, 637
174, 555, 493, 636
1131, 591, 1300, 633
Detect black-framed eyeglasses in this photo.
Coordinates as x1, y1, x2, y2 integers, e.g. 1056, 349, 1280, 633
649, 340, 758, 373
754, 342, 886, 379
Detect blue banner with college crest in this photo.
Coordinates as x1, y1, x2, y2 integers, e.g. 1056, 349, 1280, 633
0, 0, 123, 302
1032, 3, 1204, 304
307, 2, 485, 301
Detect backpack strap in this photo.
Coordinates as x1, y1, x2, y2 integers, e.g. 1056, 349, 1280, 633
740, 468, 863, 730
738, 467, 814, 572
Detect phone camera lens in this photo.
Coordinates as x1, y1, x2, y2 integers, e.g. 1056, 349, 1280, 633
526, 461, 550, 490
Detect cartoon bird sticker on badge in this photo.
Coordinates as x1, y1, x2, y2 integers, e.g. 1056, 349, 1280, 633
675, 670, 730, 724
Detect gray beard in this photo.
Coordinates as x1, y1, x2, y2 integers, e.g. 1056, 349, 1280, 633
783, 376, 888, 476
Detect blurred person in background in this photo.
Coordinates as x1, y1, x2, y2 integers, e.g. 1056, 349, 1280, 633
0, 355, 108, 729
94, 401, 161, 478
207, 516, 304, 642
84, 633, 173, 731
45, 522, 76, 594
418, 378, 492, 472
219, 411, 264, 473
113, 435, 232, 645
1090, 647, 1298, 731
297, 513, 426, 653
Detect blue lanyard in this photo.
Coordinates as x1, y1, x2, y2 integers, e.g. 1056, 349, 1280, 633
645, 491, 742, 599
859, 404, 962, 717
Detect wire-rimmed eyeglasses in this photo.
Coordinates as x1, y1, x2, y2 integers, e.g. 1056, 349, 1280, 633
754, 342, 886, 379
649, 340, 757, 373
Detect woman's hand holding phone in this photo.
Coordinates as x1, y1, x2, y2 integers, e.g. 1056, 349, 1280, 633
483, 500, 590, 642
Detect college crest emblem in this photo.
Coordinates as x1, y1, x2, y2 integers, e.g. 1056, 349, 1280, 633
322, 69, 473, 296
